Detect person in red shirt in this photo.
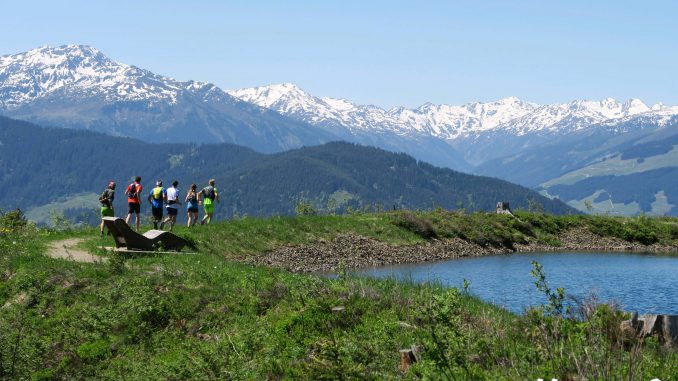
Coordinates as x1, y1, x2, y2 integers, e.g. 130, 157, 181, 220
124, 176, 143, 232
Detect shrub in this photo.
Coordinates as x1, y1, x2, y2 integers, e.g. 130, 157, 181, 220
0, 209, 28, 233
530, 260, 566, 316
413, 289, 470, 379
76, 339, 111, 362
294, 200, 318, 216
392, 212, 437, 239
588, 217, 659, 245
667, 223, 678, 240
108, 252, 126, 275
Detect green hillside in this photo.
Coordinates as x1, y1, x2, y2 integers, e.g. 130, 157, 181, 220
539, 129, 678, 215
0, 116, 575, 224
2, 210, 677, 379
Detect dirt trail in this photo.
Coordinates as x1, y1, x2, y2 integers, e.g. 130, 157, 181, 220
47, 238, 106, 263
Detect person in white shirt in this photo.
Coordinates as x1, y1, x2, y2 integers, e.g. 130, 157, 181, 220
161, 180, 181, 231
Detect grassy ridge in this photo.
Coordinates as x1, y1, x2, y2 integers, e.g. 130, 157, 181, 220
2, 211, 678, 380
187, 214, 423, 258
173, 211, 678, 260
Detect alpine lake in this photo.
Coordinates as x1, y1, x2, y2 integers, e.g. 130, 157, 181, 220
354, 251, 678, 315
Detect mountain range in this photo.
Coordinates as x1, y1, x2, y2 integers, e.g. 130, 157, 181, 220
228, 83, 677, 166
1, 44, 677, 215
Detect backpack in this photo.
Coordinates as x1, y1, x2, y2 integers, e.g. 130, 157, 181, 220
99, 190, 112, 207
127, 183, 138, 199
202, 186, 215, 201
152, 187, 164, 201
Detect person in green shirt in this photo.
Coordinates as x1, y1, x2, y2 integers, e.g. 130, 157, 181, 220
198, 179, 219, 225
99, 181, 116, 237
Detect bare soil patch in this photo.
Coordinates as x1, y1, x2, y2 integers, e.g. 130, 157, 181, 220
47, 238, 105, 263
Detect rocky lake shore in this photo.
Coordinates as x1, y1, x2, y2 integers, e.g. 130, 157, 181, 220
251, 227, 678, 273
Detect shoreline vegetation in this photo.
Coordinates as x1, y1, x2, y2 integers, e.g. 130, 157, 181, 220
2, 209, 678, 379
195, 210, 678, 273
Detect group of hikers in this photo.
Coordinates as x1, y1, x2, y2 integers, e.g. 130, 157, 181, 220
98, 177, 220, 236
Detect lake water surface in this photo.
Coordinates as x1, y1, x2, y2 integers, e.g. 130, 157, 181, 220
355, 252, 678, 314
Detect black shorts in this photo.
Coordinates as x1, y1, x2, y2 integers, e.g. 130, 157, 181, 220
152, 207, 163, 219
187, 207, 199, 213
128, 202, 141, 214
167, 207, 178, 216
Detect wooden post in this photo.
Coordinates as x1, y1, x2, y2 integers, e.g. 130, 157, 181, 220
399, 349, 416, 372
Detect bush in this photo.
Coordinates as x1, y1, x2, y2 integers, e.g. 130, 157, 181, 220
0, 209, 28, 233
108, 252, 126, 275
76, 339, 111, 362
667, 223, 678, 240
393, 212, 437, 239
413, 289, 471, 379
588, 217, 659, 245
294, 200, 318, 216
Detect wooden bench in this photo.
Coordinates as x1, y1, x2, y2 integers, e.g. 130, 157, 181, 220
102, 217, 189, 252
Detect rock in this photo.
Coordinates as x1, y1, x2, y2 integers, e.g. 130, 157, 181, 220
250, 226, 677, 273
331, 306, 345, 313
496, 201, 514, 215
1, 292, 27, 309
397, 321, 417, 329
255, 233, 501, 273
620, 314, 678, 347
399, 349, 416, 372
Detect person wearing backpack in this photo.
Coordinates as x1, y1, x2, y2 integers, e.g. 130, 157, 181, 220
125, 176, 143, 232
99, 181, 116, 237
198, 179, 219, 225
161, 180, 181, 231
148, 180, 165, 229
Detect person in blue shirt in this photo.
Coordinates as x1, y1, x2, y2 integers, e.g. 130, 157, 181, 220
185, 183, 200, 227
147, 180, 166, 229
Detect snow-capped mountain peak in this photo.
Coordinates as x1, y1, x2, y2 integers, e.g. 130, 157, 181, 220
228, 84, 395, 133
230, 84, 538, 138
0, 44, 227, 109
622, 98, 650, 115
228, 83, 677, 140
568, 97, 649, 119
227, 82, 315, 110
0, 45, 337, 152
11, 44, 107, 67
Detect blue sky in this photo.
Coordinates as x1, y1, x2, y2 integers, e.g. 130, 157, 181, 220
1, 0, 676, 108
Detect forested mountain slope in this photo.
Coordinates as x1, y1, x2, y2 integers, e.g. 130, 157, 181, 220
0, 116, 575, 223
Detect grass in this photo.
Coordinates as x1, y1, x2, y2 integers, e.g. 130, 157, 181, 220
190, 214, 424, 258
2, 210, 678, 380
